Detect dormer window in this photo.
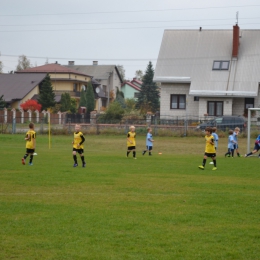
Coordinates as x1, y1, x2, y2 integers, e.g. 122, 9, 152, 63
212, 61, 229, 70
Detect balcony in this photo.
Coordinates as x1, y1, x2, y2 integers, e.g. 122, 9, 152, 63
54, 91, 81, 97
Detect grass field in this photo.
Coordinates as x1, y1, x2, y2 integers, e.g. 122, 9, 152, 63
0, 134, 260, 260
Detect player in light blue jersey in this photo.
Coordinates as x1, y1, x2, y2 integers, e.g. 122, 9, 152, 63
225, 130, 235, 157
233, 127, 241, 157
142, 127, 154, 156
245, 134, 260, 158
212, 127, 219, 150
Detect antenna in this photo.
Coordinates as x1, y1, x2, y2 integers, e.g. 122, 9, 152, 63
236, 11, 239, 25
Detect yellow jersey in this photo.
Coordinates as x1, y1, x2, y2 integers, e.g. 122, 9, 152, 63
73, 131, 85, 149
25, 130, 36, 149
127, 131, 136, 147
205, 135, 216, 153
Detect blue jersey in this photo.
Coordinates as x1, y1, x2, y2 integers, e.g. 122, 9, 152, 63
146, 132, 153, 146
255, 135, 260, 147
212, 133, 218, 148
228, 135, 235, 149
233, 132, 238, 143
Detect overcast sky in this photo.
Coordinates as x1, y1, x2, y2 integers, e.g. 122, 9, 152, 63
1, 0, 260, 79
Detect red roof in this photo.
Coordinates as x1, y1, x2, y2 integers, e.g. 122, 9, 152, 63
122, 81, 141, 91
131, 78, 142, 86
16, 63, 92, 77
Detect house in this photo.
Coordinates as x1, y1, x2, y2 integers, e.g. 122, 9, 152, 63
16, 63, 93, 109
0, 73, 46, 108
65, 61, 123, 110
121, 78, 141, 100
154, 25, 260, 119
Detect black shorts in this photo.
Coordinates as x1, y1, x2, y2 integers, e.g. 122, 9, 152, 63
127, 146, 136, 151
204, 152, 216, 158
26, 148, 35, 154
253, 144, 260, 151
146, 146, 153, 151
73, 148, 84, 154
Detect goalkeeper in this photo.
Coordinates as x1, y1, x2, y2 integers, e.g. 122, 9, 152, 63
244, 135, 260, 158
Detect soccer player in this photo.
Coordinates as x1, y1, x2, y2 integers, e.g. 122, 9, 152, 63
233, 127, 241, 157
225, 130, 235, 157
244, 134, 260, 158
142, 127, 154, 156
127, 125, 136, 159
212, 127, 219, 151
198, 127, 217, 170
22, 122, 36, 166
72, 124, 86, 167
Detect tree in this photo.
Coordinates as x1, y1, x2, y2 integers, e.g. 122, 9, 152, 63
60, 93, 71, 112
79, 88, 87, 108
38, 74, 56, 110
70, 98, 77, 113
136, 61, 160, 114
86, 81, 95, 113
135, 70, 143, 80
115, 87, 126, 108
20, 99, 42, 111
117, 65, 125, 81
16, 55, 32, 71
0, 95, 5, 109
0, 61, 3, 73
98, 101, 124, 123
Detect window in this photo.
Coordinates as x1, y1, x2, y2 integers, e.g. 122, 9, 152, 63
170, 95, 186, 109
73, 83, 77, 91
134, 92, 139, 98
194, 96, 199, 101
212, 61, 230, 70
208, 101, 223, 116
245, 98, 254, 109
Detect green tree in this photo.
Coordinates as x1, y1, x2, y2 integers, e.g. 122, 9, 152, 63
135, 70, 143, 80
115, 87, 126, 108
60, 93, 71, 112
86, 81, 95, 113
38, 74, 56, 110
0, 95, 5, 109
136, 61, 160, 113
70, 98, 77, 113
16, 55, 31, 71
98, 102, 124, 123
79, 87, 87, 108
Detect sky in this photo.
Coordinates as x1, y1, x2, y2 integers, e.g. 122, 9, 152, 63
1, 0, 260, 79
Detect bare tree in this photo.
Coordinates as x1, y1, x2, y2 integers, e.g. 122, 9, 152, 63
135, 70, 143, 80
16, 55, 32, 71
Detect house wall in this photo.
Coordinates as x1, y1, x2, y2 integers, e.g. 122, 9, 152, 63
160, 83, 198, 117
121, 85, 139, 100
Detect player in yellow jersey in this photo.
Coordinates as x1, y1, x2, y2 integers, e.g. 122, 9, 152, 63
22, 122, 36, 166
72, 124, 86, 167
127, 125, 137, 159
198, 127, 217, 170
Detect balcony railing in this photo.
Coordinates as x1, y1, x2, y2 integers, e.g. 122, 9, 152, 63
54, 91, 81, 97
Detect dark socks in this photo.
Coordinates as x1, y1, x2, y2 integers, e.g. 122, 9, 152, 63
142, 150, 146, 155
73, 155, 77, 164
81, 156, 85, 164
127, 151, 130, 157
246, 152, 252, 157
29, 155, 33, 163
149, 152, 152, 156
133, 151, 136, 158
24, 154, 29, 159
202, 159, 206, 166
213, 159, 216, 167
231, 149, 234, 157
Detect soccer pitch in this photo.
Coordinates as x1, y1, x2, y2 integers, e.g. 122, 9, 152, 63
0, 134, 259, 259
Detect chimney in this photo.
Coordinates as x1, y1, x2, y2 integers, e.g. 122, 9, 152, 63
68, 61, 75, 66
199, 27, 202, 31
93, 61, 98, 66
232, 24, 240, 57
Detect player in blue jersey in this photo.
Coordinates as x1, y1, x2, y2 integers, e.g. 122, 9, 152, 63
244, 134, 260, 158
142, 127, 154, 156
212, 127, 219, 151
225, 130, 235, 157
233, 127, 241, 157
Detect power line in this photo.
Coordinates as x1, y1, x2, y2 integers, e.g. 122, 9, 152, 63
0, 17, 260, 27
0, 4, 259, 17
1, 22, 260, 33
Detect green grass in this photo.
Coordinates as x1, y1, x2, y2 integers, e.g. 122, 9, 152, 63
0, 134, 260, 260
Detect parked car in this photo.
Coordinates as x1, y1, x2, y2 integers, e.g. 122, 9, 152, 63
196, 116, 247, 132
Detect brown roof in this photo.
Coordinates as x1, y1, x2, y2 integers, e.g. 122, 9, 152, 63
16, 63, 92, 78
121, 81, 141, 91
0, 73, 47, 102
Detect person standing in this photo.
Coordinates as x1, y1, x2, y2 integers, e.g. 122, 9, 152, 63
198, 127, 217, 170
127, 125, 137, 159
142, 127, 154, 156
225, 130, 235, 158
72, 124, 86, 167
22, 122, 36, 166
233, 127, 241, 157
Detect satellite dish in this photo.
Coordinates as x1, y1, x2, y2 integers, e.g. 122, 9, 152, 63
96, 87, 100, 93
81, 85, 86, 91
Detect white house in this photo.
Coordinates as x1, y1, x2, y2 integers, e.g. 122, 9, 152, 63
154, 25, 260, 119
